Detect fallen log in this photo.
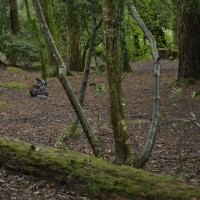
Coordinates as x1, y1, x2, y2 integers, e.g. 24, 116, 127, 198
0, 136, 199, 199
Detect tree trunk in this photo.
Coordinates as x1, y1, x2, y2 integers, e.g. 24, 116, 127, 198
66, 0, 82, 71
118, 2, 131, 72
103, 0, 131, 164
0, 136, 200, 200
9, 0, 20, 34
177, 0, 200, 80
55, 1, 103, 143
8, 0, 20, 64
25, 0, 47, 81
121, 26, 131, 72
32, 0, 103, 158
171, 0, 178, 49
129, 4, 160, 168
40, 0, 60, 77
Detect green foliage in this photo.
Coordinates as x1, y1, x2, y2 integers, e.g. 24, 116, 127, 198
175, 78, 197, 86
126, 0, 173, 57
1, 82, 29, 89
90, 82, 107, 94
192, 89, 200, 99
0, 1, 39, 64
133, 0, 172, 30
6, 67, 24, 73
93, 63, 106, 75
0, 0, 174, 66
0, 32, 38, 63
169, 87, 182, 102
95, 44, 105, 57
0, 2, 9, 33
123, 8, 152, 61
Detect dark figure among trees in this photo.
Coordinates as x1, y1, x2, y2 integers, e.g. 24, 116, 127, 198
30, 78, 48, 99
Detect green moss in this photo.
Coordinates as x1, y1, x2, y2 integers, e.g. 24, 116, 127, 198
1, 136, 200, 199
6, 67, 24, 73
0, 101, 6, 108
175, 78, 197, 85
1, 82, 29, 89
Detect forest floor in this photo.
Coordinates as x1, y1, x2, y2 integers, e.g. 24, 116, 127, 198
0, 60, 200, 199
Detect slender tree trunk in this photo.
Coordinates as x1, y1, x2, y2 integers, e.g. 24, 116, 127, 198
32, 0, 103, 158
25, 0, 47, 81
66, 0, 82, 71
8, 0, 20, 64
120, 11, 131, 72
121, 26, 131, 72
55, 1, 103, 143
81, 39, 90, 70
176, 0, 200, 80
103, 0, 131, 164
9, 0, 20, 34
129, 4, 160, 168
117, 3, 131, 72
40, 0, 60, 77
171, 0, 178, 49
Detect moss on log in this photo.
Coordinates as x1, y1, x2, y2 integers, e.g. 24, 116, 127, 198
0, 136, 199, 199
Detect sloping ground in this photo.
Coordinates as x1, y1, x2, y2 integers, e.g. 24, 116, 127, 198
0, 60, 200, 199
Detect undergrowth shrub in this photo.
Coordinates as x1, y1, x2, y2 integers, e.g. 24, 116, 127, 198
0, 32, 38, 63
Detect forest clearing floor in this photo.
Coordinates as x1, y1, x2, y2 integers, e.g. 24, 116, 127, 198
0, 59, 200, 199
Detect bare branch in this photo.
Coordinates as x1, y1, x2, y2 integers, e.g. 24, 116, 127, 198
129, 4, 160, 168
32, 0, 103, 158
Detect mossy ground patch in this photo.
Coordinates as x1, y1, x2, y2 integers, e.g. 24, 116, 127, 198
6, 67, 24, 73
0, 101, 6, 108
0, 82, 29, 89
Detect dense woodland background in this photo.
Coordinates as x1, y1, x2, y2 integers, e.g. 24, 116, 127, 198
0, 0, 200, 199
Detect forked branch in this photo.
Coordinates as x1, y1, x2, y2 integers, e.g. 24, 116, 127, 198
32, 0, 103, 158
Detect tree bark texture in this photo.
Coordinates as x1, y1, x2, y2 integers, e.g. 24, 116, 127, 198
40, 0, 60, 77
8, 0, 20, 64
66, 0, 82, 71
0, 136, 200, 200
118, 2, 131, 72
103, 0, 131, 164
176, 0, 200, 80
32, 0, 103, 158
9, 0, 20, 34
